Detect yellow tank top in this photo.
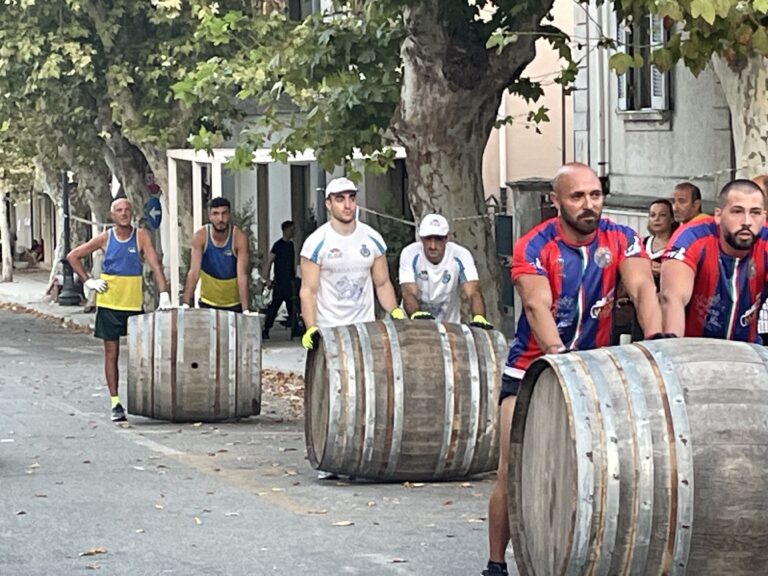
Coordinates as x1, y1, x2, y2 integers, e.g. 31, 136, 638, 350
96, 229, 143, 311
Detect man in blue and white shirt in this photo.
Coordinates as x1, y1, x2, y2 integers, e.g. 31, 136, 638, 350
299, 177, 404, 349
398, 213, 492, 328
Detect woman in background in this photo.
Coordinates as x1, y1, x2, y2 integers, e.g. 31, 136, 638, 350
644, 198, 677, 289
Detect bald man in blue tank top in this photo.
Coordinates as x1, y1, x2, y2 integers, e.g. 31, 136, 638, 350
67, 197, 170, 422
182, 197, 250, 312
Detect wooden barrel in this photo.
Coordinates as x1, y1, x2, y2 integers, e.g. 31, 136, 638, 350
508, 338, 768, 576
126, 308, 262, 422
304, 318, 506, 481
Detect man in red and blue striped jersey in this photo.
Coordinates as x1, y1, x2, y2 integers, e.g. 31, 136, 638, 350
660, 179, 768, 342
482, 162, 666, 576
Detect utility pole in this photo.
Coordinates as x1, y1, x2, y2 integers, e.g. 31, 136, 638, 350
57, 170, 81, 306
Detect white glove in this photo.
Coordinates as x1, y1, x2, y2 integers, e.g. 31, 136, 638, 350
157, 292, 172, 311
84, 278, 108, 294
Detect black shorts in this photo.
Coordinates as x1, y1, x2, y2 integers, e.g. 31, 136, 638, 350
94, 307, 143, 341
499, 375, 522, 404
198, 300, 243, 313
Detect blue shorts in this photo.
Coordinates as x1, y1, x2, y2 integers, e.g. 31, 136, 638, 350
499, 375, 522, 404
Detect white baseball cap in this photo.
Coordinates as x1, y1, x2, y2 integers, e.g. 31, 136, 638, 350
325, 177, 358, 198
418, 214, 450, 237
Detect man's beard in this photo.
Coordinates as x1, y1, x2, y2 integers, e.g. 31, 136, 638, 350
561, 209, 600, 236
724, 227, 757, 251
212, 222, 228, 231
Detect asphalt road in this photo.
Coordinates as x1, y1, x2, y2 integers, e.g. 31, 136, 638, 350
0, 309, 512, 576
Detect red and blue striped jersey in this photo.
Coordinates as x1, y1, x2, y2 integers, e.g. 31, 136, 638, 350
505, 217, 647, 377
663, 216, 768, 342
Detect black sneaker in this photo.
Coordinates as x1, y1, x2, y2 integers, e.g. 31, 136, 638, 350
262, 330, 270, 340
481, 564, 509, 576
111, 403, 127, 422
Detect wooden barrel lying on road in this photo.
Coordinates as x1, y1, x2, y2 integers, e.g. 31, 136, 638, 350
508, 338, 768, 576
304, 318, 507, 481
127, 308, 262, 422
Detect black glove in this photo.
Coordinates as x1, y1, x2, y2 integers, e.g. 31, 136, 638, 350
647, 332, 678, 340
410, 311, 435, 320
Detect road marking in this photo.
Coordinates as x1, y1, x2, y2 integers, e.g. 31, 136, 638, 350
40, 394, 313, 515
0, 347, 24, 355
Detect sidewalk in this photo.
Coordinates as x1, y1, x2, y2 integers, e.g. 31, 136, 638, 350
0, 268, 307, 374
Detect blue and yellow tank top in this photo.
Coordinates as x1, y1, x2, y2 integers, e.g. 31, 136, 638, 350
96, 228, 143, 311
200, 225, 239, 307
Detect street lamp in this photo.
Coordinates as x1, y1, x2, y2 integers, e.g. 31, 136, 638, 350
58, 170, 81, 306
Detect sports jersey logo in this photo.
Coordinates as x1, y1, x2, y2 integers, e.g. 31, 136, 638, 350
748, 260, 756, 279
740, 299, 762, 327
590, 290, 615, 319
441, 271, 451, 284
128, 247, 137, 254
624, 235, 642, 258
533, 257, 545, 274
360, 244, 371, 258
225, 250, 234, 257
328, 248, 343, 259
594, 247, 612, 269
667, 246, 686, 261
418, 270, 428, 281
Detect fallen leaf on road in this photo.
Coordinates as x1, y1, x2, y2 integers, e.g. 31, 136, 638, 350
135, 529, 145, 533
367, 501, 376, 507
82, 460, 91, 464
79, 547, 107, 557
15, 510, 26, 516
460, 482, 472, 488
391, 559, 408, 564
467, 518, 485, 523
154, 504, 164, 510
402, 482, 424, 488
443, 500, 454, 506
224, 512, 240, 517
85, 563, 100, 570
28, 462, 40, 469
132, 466, 145, 471
34, 493, 47, 498
306, 509, 328, 515
271, 487, 284, 492
332, 521, 354, 527
194, 517, 202, 525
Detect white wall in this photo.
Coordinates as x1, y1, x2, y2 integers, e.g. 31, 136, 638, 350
573, 1, 733, 203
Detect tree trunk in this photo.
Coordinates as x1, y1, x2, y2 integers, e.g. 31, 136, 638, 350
0, 191, 12, 282
393, 1, 541, 325
711, 55, 768, 179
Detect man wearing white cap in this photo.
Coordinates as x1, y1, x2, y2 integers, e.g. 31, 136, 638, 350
398, 213, 493, 329
299, 177, 404, 350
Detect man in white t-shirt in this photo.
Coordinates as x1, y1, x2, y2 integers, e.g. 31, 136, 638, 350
299, 177, 404, 349
398, 214, 493, 329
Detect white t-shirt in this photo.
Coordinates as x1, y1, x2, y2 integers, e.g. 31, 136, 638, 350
300, 221, 387, 328
398, 241, 479, 323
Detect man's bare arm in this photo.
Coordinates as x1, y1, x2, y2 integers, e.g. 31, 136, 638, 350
138, 229, 168, 293
66, 233, 108, 282
659, 260, 695, 337
515, 274, 564, 353
300, 257, 321, 328
182, 229, 205, 305
462, 280, 487, 317
234, 228, 250, 310
371, 255, 398, 313
400, 282, 420, 316
619, 257, 662, 337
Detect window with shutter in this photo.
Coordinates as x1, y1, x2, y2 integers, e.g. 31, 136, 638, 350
617, 9, 670, 112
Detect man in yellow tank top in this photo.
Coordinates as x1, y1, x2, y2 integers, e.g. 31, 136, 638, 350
67, 197, 170, 422
182, 197, 250, 312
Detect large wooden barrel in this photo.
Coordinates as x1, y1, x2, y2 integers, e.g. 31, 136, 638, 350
127, 308, 262, 422
508, 338, 768, 576
304, 318, 506, 481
